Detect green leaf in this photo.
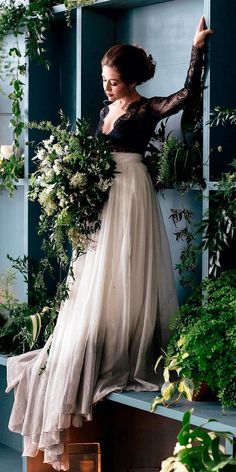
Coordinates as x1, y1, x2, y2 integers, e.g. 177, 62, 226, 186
177, 410, 193, 446
25, 312, 42, 349
154, 354, 163, 373
211, 436, 221, 464
163, 367, 170, 382
161, 381, 175, 401
190, 427, 211, 446
150, 395, 164, 412
202, 445, 216, 468
178, 378, 194, 401
9, 47, 21, 57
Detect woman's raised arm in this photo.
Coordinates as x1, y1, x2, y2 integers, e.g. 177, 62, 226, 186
149, 16, 213, 120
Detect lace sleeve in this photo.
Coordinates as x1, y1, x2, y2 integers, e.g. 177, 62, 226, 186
149, 45, 204, 119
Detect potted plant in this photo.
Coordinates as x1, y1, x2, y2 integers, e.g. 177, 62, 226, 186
0, 255, 69, 355
152, 270, 236, 410
161, 409, 236, 471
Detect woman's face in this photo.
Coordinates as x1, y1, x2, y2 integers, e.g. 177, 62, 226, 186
102, 65, 132, 102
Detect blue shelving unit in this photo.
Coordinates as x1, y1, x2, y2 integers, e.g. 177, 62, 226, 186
1, 354, 236, 472
1, 0, 236, 470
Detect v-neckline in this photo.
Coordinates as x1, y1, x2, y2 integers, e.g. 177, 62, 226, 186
101, 97, 145, 136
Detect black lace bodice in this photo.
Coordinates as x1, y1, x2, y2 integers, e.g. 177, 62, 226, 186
96, 46, 204, 154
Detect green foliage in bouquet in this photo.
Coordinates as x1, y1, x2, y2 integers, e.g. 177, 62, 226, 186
166, 271, 236, 408
161, 410, 236, 472
28, 113, 116, 266
0, 255, 69, 355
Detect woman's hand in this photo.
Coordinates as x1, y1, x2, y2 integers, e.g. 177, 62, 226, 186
193, 16, 213, 48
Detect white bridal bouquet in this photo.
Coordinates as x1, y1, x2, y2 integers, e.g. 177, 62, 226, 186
28, 113, 116, 265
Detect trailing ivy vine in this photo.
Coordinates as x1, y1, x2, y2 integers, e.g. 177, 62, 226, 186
0, 0, 54, 148
0, 0, 95, 193
201, 107, 236, 277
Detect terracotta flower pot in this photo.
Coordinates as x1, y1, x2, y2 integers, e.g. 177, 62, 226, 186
193, 382, 217, 401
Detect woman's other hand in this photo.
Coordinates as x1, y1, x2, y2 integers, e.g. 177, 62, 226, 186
193, 16, 213, 49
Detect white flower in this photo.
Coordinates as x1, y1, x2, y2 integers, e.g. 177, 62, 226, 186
44, 169, 55, 182
45, 184, 55, 194
68, 194, 74, 203
97, 177, 112, 192
56, 189, 65, 199
53, 160, 63, 175
63, 154, 71, 163
53, 143, 64, 156
59, 197, 67, 208
41, 157, 51, 168
42, 139, 53, 150
35, 149, 46, 160
38, 188, 57, 216
70, 172, 87, 189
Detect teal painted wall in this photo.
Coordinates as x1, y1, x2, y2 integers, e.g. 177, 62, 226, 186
81, 0, 203, 303
210, 0, 236, 179
27, 12, 77, 279
0, 365, 22, 451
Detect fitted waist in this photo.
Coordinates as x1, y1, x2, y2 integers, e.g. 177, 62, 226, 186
111, 152, 143, 164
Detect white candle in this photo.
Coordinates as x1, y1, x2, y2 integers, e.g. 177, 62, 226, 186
0, 145, 13, 159
80, 459, 95, 472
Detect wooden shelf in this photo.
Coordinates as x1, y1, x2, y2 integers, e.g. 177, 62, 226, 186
1, 356, 235, 438
107, 391, 236, 436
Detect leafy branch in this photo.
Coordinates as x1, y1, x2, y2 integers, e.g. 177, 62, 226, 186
169, 205, 199, 287
161, 409, 236, 472
151, 342, 194, 411
0, 0, 95, 193
0, 254, 70, 354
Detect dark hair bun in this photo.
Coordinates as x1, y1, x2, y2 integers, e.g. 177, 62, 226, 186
135, 47, 156, 84
102, 44, 156, 85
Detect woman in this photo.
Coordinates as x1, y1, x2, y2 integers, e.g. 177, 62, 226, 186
6, 17, 212, 471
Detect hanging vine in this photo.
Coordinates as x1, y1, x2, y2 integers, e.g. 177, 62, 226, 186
0, 0, 95, 193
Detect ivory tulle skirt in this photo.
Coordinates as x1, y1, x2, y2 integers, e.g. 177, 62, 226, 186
6, 152, 178, 471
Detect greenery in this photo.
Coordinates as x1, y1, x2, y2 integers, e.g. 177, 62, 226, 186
28, 113, 116, 266
0, 0, 95, 193
148, 107, 236, 285
145, 117, 204, 191
0, 150, 24, 195
161, 409, 236, 472
210, 106, 236, 127
0, 255, 70, 355
200, 107, 236, 277
162, 271, 236, 409
144, 115, 204, 286
0, 0, 54, 147
150, 344, 194, 411
169, 205, 200, 288
200, 167, 236, 277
